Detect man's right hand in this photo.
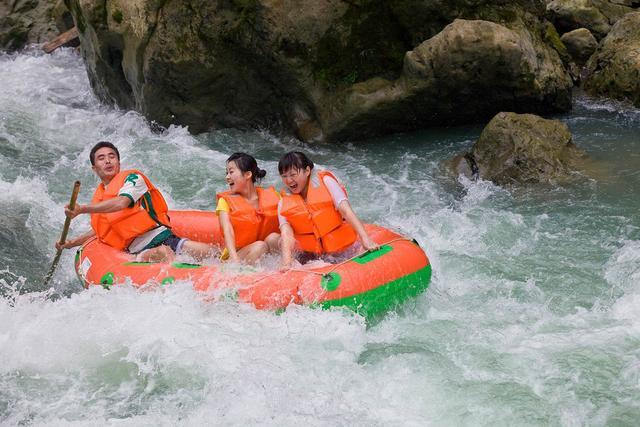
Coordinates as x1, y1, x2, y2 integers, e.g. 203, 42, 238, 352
64, 203, 84, 219
55, 240, 73, 250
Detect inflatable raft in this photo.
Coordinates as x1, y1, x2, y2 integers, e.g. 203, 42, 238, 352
74, 211, 431, 318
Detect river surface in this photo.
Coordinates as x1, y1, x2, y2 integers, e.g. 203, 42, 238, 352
1, 49, 639, 426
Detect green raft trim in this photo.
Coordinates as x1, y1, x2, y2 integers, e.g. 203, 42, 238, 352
172, 262, 202, 269
321, 272, 342, 291
320, 264, 431, 318
100, 272, 115, 289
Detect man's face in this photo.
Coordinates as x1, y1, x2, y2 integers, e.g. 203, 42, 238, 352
92, 147, 120, 183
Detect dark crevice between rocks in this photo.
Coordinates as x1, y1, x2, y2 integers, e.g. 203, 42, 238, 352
133, 0, 168, 102
94, 41, 133, 108
313, 1, 412, 88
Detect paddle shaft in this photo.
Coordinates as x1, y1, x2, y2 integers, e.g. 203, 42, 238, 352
43, 181, 81, 286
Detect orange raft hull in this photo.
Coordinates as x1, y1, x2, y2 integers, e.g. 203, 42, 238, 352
74, 210, 432, 318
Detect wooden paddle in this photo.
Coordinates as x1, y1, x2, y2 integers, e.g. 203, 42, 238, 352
43, 181, 81, 286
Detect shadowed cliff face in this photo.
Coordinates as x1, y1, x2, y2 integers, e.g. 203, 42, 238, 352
65, 0, 572, 142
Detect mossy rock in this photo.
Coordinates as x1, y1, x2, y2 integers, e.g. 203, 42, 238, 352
544, 22, 571, 63
583, 12, 640, 106
0, 0, 62, 51
457, 112, 587, 184
64, 0, 574, 142
561, 28, 597, 65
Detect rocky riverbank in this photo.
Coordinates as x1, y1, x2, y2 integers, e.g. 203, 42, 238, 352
2, 0, 639, 143
1, 0, 73, 51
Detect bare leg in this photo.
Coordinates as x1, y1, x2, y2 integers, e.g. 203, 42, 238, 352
237, 241, 269, 265
181, 240, 217, 262
265, 232, 280, 254
138, 245, 175, 263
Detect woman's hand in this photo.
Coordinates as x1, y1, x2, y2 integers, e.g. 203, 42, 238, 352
338, 200, 379, 252
361, 236, 379, 252
279, 258, 292, 272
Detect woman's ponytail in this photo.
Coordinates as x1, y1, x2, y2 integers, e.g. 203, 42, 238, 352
227, 152, 266, 183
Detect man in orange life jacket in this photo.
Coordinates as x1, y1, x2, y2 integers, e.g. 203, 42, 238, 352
56, 141, 214, 262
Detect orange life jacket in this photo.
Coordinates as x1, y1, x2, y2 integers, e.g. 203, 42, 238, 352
279, 170, 357, 254
216, 186, 280, 249
90, 169, 171, 251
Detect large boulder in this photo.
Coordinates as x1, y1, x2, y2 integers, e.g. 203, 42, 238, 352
583, 12, 640, 106
0, 0, 71, 51
323, 19, 573, 141
453, 112, 586, 184
66, 0, 573, 142
546, 0, 636, 40
560, 27, 598, 65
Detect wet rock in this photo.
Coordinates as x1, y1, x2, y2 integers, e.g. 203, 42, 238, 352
66, 0, 573, 142
561, 28, 598, 65
52, 0, 75, 35
0, 0, 71, 52
324, 19, 573, 142
454, 112, 586, 184
608, 0, 640, 6
546, 0, 635, 40
583, 12, 640, 106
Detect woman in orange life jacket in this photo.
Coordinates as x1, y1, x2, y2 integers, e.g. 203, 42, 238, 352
277, 151, 378, 270
216, 153, 281, 265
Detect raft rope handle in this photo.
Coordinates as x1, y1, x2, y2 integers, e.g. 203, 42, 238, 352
246, 237, 416, 286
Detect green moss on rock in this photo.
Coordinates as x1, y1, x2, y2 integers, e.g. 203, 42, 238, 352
544, 22, 570, 62
66, 0, 86, 34
112, 9, 123, 24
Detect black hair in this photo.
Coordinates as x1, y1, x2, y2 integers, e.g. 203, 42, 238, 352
227, 152, 266, 183
90, 141, 120, 165
278, 151, 314, 175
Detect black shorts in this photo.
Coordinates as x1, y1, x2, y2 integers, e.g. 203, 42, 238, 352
144, 232, 186, 254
